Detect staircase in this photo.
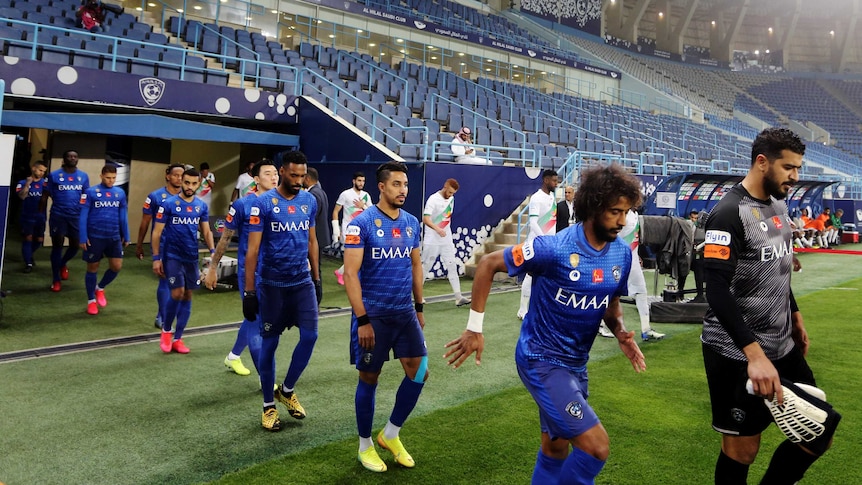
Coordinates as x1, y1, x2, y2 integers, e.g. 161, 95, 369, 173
463, 198, 528, 281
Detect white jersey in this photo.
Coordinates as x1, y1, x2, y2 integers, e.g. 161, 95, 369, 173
528, 188, 556, 239
234, 173, 255, 197
196, 172, 216, 207
423, 191, 455, 245
336, 188, 371, 228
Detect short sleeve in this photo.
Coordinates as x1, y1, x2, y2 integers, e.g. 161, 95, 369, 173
247, 198, 264, 233
503, 235, 553, 277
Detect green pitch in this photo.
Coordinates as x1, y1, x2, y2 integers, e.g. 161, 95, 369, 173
0, 245, 859, 484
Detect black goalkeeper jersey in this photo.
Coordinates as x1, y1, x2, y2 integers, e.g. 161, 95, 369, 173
701, 184, 795, 361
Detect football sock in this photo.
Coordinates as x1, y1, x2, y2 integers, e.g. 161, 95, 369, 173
281, 385, 294, 394
532, 449, 565, 484
22, 241, 33, 265
156, 279, 170, 324
228, 352, 240, 360
259, 336, 280, 403
85, 271, 98, 300
62, 246, 78, 265
98, 269, 118, 288
173, 300, 191, 340
635, 293, 650, 333
383, 421, 401, 440
243, 319, 263, 373
519, 274, 532, 316
446, 262, 462, 296
358, 436, 374, 453
389, 376, 424, 427
559, 447, 605, 485
162, 297, 180, 332
355, 379, 377, 439
715, 450, 749, 484
759, 440, 819, 485
50, 246, 62, 281
283, 326, 318, 389
230, 319, 249, 356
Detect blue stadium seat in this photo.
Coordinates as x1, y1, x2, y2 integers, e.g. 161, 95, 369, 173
129, 47, 158, 76
205, 69, 227, 86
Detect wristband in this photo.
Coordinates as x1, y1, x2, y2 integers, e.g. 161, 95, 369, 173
414, 302, 424, 313
243, 290, 256, 298
357, 314, 371, 327
152, 255, 161, 261
210, 248, 216, 255
466, 309, 484, 333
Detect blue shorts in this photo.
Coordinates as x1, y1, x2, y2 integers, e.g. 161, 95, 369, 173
258, 281, 318, 338
164, 259, 200, 290
20, 216, 46, 238
350, 309, 426, 372
49, 214, 80, 239
517, 359, 600, 441
82, 238, 124, 262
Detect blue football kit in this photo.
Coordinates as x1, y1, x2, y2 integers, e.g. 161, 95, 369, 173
46, 168, 89, 229
247, 188, 318, 407
79, 183, 129, 261
143, 186, 175, 325
345, 204, 427, 445
16, 177, 47, 232
503, 224, 631, 441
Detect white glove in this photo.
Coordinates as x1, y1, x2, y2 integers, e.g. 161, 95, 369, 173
331, 221, 341, 245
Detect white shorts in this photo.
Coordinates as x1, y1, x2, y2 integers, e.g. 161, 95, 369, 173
422, 239, 458, 272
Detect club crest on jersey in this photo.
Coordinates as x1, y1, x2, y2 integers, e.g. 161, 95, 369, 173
751, 208, 761, 219
250, 207, 260, 216
569, 254, 579, 268
569, 270, 581, 281
731, 408, 746, 423
374, 219, 382, 228
271, 197, 278, 205
362, 351, 373, 364
592, 269, 604, 283
406, 227, 413, 238
612, 265, 622, 282
565, 401, 584, 419
96, 191, 102, 197
301, 205, 308, 214
273, 206, 281, 214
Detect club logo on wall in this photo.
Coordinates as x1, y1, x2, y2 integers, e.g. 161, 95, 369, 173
139, 78, 166, 107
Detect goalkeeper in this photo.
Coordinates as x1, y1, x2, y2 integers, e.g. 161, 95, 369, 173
701, 128, 838, 484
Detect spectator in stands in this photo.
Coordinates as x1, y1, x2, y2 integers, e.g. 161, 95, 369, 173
231, 160, 256, 202
451, 127, 487, 165
16, 160, 48, 273
195, 162, 216, 211
556, 185, 575, 233
75, 0, 122, 33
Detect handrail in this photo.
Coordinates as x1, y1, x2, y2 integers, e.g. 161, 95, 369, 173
430, 93, 530, 164
611, 122, 697, 159
297, 68, 428, 159
536, 109, 622, 154
430, 140, 538, 168
343, 52, 409, 107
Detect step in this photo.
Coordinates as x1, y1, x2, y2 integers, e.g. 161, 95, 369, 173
494, 233, 520, 245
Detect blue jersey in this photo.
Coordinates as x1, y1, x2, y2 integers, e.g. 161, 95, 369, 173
46, 168, 89, 218
79, 184, 129, 242
248, 188, 317, 287
142, 187, 174, 227
224, 193, 257, 272
15, 178, 47, 223
155, 194, 209, 263
345, 205, 421, 317
504, 223, 632, 371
